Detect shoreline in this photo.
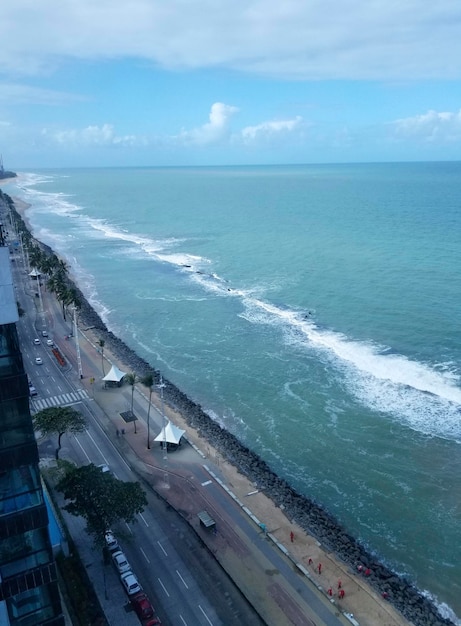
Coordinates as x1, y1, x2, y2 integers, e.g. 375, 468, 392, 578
5, 190, 455, 626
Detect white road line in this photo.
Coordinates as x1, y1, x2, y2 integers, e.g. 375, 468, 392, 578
157, 577, 170, 597
179, 615, 188, 625
157, 541, 168, 557
73, 437, 92, 463
201, 480, 212, 486
139, 512, 149, 527
176, 570, 189, 589
198, 605, 213, 625
125, 522, 133, 534
139, 547, 150, 564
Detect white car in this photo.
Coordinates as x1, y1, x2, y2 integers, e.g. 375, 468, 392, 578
35, 357, 43, 365
120, 571, 142, 596
112, 550, 131, 574
104, 531, 119, 553
98, 463, 110, 474
33, 338, 41, 345
46, 339, 54, 347
41, 330, 48, 337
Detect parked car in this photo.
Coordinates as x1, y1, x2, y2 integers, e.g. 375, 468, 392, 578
104, 531, 119, 552
112, 550, 131, 574
98, 463, 110, 474
46, 339, 54, 347
33, 338, 41, 345
41, 330, 48, 337
120, 571, 142, 596
131, 592, 161, 624
29, 386, 38, 397
35, 357, 43, 365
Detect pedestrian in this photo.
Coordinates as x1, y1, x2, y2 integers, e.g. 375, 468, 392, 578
318, 563, 322, 574
290, 531, 294, 543
327, 588, 333, 596
116, 429, 120, 437
308, 558, 313, 565
338, 579, 342, 589
339, 589, 345, 599
365, 568, 371, 577
357, 564, 363, 573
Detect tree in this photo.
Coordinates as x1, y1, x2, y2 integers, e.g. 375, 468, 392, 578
56, 463, 147, 545
98, 339, 106, 376
33, 406, 87, 459
141, 372, 155, 449
125, 372, 138, 432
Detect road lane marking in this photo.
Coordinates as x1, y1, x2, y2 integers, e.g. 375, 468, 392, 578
140, 547, 150, 563
179, 616, 188, 625
139, 512, 149, 527
176, 570, 189, 589
157, 577, 170, 597
157, 541, 168, 556
73, 437, 91, 462
198, 605, 213, 625
201, 480, 212, 486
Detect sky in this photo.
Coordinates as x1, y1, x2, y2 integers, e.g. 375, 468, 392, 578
1, 1, 461, 168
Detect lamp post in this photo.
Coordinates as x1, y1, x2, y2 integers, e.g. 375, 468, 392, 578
158, 375, 167, 459
73, 307, 83, 379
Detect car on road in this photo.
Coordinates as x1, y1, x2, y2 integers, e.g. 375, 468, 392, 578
104, 531, 119, 553
41, 330, 48, 337
98, 463, 110, 474
29, 386, 38, 397
33, 338, 41, 345
131, 592, 161, 624
112, 550, 131, 574
46, 339, 54, 346
120, 571, 142, 596
35, 357, 43, 365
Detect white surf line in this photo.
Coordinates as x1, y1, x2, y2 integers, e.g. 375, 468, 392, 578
198, 605, 213, 625
157, 577, 170, 597
139, 547, 150, 564
157, 540, 168, 556
176, 570, 189, 589
73, 437, 92, 463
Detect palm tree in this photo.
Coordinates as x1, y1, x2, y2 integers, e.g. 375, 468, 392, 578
141, 372, 155, 449
98, 339, 106, 375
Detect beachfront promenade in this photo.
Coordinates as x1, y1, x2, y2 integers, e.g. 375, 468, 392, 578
29, 275, 410, 626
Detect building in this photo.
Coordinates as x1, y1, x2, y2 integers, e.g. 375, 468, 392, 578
0, 234, 64, 624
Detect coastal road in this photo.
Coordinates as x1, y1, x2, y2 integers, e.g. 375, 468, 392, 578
11, 234, 353, 626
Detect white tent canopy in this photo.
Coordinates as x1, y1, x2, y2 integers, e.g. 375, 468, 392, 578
29, 268, 41, 277
102, 364, 126, 382
154, 421, 185, 445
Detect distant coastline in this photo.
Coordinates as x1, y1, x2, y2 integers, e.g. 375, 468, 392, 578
4, 188, 455, 626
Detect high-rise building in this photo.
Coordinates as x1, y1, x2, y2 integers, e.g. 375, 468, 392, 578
0, 239, 64, 625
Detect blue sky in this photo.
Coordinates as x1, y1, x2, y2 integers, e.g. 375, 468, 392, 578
1, 1, 461, 168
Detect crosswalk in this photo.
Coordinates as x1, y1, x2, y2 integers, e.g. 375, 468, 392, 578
31, 389, 90, 412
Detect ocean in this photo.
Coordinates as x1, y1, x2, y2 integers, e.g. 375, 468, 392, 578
4, 163, 461, 623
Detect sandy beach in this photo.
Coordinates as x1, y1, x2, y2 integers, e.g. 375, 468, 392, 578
6, 189, 454, 626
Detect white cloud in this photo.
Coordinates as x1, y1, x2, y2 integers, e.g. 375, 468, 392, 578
0, 83, 86, 105
240, 116, 304, 144
47, 124, 139, 147
1, 1, 461, 80
392, 109, 461, 142
176, 102, 239, 146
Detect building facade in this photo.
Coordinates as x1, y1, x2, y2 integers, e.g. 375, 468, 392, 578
0, 239, 64, 625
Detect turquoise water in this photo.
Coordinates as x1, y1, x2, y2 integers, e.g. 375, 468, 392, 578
5, 163, 461, 622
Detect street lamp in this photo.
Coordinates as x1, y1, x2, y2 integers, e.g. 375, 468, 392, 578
158, 375, 167, 460
73, 307, 83, 379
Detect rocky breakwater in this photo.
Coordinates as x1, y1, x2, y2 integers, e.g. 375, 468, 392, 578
10, 199, 455, 626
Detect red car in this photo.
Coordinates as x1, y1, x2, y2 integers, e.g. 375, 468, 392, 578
131, 593, 161, 625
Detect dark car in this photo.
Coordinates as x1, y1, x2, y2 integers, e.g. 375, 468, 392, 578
131, 592, 161, 624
